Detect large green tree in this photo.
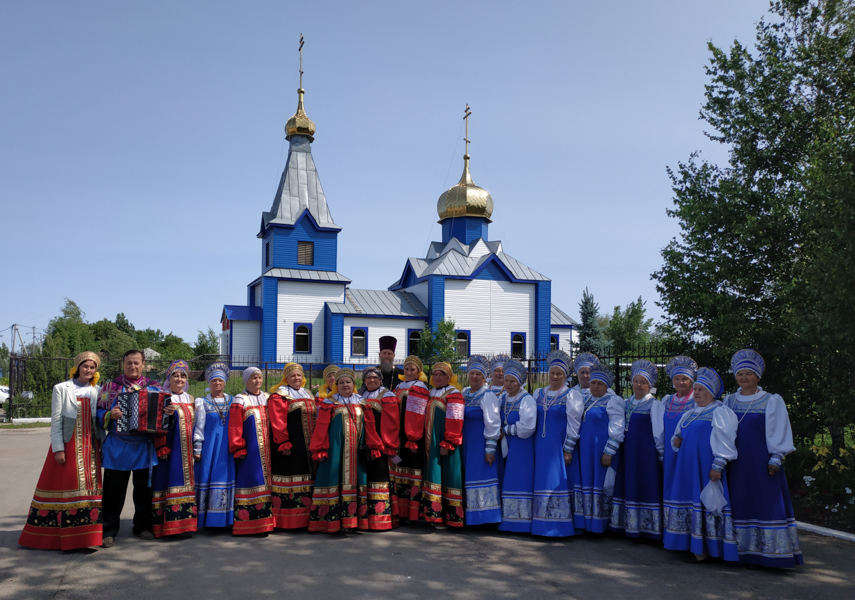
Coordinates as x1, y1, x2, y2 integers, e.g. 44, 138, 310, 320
43, 299, 96, 357
416, 318, 458, 365
605, 297, 654, 352
576, 288, 605, 354
653, 0, 855, 444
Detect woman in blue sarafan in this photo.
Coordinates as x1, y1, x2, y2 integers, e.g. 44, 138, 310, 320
193, 363, 236, 529
665, 367, 739, 562
576, 363, 624, 533
661, 356, 698, 508
497, 359, 537, 533
531, 350, 584, 537
571, 352, 599, 400
723, 349, 802, 568
610, 360, 665, 540
460, 356, 502, 526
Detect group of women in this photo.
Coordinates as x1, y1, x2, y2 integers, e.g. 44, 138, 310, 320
18, 348, 803, 569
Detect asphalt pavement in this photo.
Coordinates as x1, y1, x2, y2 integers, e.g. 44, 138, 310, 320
1, 428, 853, 600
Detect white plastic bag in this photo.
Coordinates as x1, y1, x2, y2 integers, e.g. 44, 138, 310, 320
501, 436, 509, 459
700, 479, 726, 517
603, 466, 616, 497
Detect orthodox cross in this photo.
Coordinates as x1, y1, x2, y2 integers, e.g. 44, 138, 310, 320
463, 103, 472, 156
299, 33, 305, 89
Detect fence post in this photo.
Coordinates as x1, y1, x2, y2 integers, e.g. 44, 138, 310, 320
614, 354, 621, 397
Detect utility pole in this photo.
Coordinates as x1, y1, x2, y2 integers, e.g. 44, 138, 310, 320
10, 324, 16, 355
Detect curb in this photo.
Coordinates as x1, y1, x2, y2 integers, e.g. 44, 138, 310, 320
796, 521, 855, 543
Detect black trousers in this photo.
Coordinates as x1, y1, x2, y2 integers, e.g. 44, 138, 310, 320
102, 468, 152, 538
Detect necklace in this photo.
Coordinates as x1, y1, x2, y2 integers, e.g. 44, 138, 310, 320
502, 392, 518, 426
206, 395, 232, 424
582, 394, 604, 422
540, 387, 568, 438
679, 403, 718, 431
666, 393, 693, 419
729, 391, 765, 425
465, 387, 487, 407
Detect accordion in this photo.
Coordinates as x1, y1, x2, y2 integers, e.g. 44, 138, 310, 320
115, 390, 172, 435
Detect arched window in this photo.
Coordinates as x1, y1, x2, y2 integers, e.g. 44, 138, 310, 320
351, 328, 367, 357
550, 335, 559, 352
456, 331, 470, 356
408, 330, 421, 356
511, 333, 525, 359
294, 324, 311, 354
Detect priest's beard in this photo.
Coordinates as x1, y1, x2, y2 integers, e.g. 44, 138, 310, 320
379, 359, 395, 374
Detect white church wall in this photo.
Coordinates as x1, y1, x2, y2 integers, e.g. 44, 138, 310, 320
342, 317, 426, 361
231, 321, 261, 364
219, 331, 229, 355
550, 328, 578, 354
276, 280, 345, 361
445, 279, 535, 355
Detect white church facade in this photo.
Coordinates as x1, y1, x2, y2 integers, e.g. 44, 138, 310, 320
220, 76, 578, 367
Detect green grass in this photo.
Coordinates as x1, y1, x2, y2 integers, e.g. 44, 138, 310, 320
0, 422, 51, 429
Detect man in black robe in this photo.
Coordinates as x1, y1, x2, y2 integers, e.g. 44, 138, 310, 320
378, 336, 404, 391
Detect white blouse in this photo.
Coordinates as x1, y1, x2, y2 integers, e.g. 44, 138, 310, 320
671, 401, 739, 467
500, 390, 537, 440
234, 390, 268, 407
727, 387, 795, 457
193, 394, 231, 455
276, 385, 314, 400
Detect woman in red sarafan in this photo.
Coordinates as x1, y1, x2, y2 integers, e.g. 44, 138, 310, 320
19, 352, 104, 550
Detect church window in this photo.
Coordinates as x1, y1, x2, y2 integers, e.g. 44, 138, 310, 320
294, 324, 312, 354
351, 328, 367, 356
298, 241, 314, 265
456, 331, 470, 357
511, 333, 526, 359
408, 330, 421, 356
550, 335, 558, 351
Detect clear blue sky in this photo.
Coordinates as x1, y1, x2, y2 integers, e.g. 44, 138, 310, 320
0, 1, 772, 347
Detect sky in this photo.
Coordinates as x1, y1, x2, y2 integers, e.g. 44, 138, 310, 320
0, 0, 774, 348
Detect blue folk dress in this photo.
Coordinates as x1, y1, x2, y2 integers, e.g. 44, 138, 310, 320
610, 394, 664, 540
663, 401, 739, 561
724, 389, 803, 568
229, 391, 274, 535
531, 385, 584, 537
576, 391, 625, 533
661, 392, 695, 504
497, 390, 536, 533
461, 386, 502, 525
194, 394, 236, 528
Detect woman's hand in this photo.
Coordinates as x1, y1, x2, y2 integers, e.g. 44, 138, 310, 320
709, 469, 722, 482
601, 453, 612, 468
439, 447, 448, 456
768, 464, 779, 476
673, 436, 682, 449
54, 451, 66, 465
280, 447, 292, 456
194, 454, 201, 463
164, 405, 176, 416
564, 451, 572, 465
485, 453, 495, 466
110, 407, 122, 420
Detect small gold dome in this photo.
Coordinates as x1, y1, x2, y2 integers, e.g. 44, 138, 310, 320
285, 88, 316, 141
437, 155, 493, 221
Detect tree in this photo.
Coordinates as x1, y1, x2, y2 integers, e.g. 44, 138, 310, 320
193, 327, 220, 356
605, 297, 654, 352
576, 288, 604, 354
42, 299, 96, 357
652, 0, 855, 446
415, 318, 458, 365
0, 342, 9, 377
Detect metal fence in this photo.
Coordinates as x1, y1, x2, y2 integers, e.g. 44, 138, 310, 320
7, 345, 854, 449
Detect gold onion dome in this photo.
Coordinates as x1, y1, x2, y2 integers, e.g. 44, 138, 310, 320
285, 87, 316, 141
437, 155, 494, 221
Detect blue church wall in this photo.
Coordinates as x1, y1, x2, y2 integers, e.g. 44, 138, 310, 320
247, 283, 256, 307
441, 217, 489, 245
324, 306, 344, 363
535, 280, 552, 357
262, 213, 338, 273
428, 275, 445, 329
261, 277, 278, 362
473, 259, 508, 282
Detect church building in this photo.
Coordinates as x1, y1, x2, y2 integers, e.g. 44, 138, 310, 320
220, 66, 578, 367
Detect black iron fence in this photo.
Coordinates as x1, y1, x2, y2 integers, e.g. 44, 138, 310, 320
6, 345, 854, 449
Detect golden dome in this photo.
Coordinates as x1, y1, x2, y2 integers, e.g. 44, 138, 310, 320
285, 88, 315, 141
437, 155, 494, 222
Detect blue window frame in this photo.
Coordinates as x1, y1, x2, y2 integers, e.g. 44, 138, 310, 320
350, 327, 368, 357
294, 322, 312, 354
455, 329, 471, 357
511, 332, 526, 359
407, 328, 422, 357
550, 335, 559, 352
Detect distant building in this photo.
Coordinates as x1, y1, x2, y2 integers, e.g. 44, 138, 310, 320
220, 67, 578, 367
